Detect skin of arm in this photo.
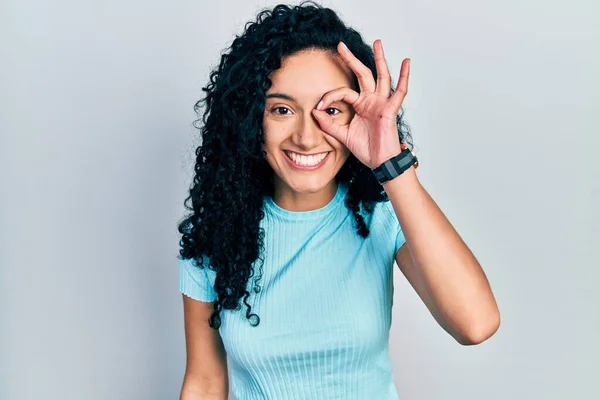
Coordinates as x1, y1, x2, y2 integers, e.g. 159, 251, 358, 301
180, 295, 229, 400
385, 165, 501, 345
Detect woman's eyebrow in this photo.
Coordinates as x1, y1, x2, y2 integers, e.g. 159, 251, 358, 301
266, 93, 296, 101
266, 92, 349, 107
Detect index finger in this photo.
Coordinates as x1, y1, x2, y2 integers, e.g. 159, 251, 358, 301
338, 42, 376, 93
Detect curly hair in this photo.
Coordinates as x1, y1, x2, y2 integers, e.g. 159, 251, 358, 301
178, 1, 414, 329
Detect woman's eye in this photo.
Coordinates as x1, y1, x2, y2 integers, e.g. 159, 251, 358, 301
272, 106, 291, 115
325, 107, 341, 116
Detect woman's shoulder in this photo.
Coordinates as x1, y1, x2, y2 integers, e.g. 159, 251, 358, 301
357, 197, 396, 225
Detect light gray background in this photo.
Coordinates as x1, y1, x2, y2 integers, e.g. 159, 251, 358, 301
1, 0, 598, 399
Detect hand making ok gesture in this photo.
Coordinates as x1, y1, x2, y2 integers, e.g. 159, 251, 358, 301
312, 39, 411, 170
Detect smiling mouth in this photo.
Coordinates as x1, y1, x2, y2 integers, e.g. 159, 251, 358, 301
284, 150, 331, 169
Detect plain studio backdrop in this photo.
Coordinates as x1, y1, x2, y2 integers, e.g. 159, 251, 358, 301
1, 0, 598, 399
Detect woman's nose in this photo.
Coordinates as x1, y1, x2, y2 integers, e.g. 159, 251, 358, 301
291, 113, 324, 150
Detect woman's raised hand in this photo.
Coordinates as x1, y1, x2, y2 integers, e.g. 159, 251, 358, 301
312, 40, 410, 169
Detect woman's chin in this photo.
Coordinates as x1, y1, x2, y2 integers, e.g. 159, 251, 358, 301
277, 178, 336, 195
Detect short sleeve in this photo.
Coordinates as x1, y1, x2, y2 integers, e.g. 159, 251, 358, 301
382, 200, 406, 254
179, 255, 218, 302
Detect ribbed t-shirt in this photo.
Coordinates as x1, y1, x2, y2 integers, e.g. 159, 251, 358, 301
179, 182, 406, 399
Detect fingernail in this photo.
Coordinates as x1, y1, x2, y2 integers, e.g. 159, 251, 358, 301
316, 100, 323, 110
340, 41, 347, 50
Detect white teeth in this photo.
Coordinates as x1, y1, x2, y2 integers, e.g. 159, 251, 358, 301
286, 151, 327, 166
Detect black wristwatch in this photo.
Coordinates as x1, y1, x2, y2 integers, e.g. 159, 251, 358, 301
372, 145, 419, 184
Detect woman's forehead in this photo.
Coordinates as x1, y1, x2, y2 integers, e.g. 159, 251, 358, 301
267, 50, 354, 99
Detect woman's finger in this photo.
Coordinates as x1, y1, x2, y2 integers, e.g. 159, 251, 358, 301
374, 40, 392, 95
316, 86, 360, 111
337, 42, 376, 93
311, 109, 349, 144
389, 58, 410, 111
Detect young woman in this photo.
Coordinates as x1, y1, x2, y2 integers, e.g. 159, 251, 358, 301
177, 3, 500, 399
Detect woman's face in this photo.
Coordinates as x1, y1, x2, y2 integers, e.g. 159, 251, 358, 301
263, 49, 355, 201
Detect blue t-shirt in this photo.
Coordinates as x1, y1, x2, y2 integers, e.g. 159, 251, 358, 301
179, 182, 406, 399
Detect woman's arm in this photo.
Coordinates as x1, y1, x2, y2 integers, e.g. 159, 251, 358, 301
306, 38, 499, 345
385, 166, 500, 345
180, 295, 228, 400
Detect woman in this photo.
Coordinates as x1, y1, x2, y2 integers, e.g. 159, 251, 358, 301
177, 2, 500, 399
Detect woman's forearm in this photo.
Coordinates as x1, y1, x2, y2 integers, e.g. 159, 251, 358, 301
383, 166, 500, 343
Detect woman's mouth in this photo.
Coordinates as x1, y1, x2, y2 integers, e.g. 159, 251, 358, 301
283, 150, 331, 170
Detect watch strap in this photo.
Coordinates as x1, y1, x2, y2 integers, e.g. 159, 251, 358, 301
372, 146, 418, 184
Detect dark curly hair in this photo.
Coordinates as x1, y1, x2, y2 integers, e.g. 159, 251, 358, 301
178, 1, 414, 329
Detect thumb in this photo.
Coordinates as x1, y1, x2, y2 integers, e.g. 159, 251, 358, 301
312, 109, 348, 144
